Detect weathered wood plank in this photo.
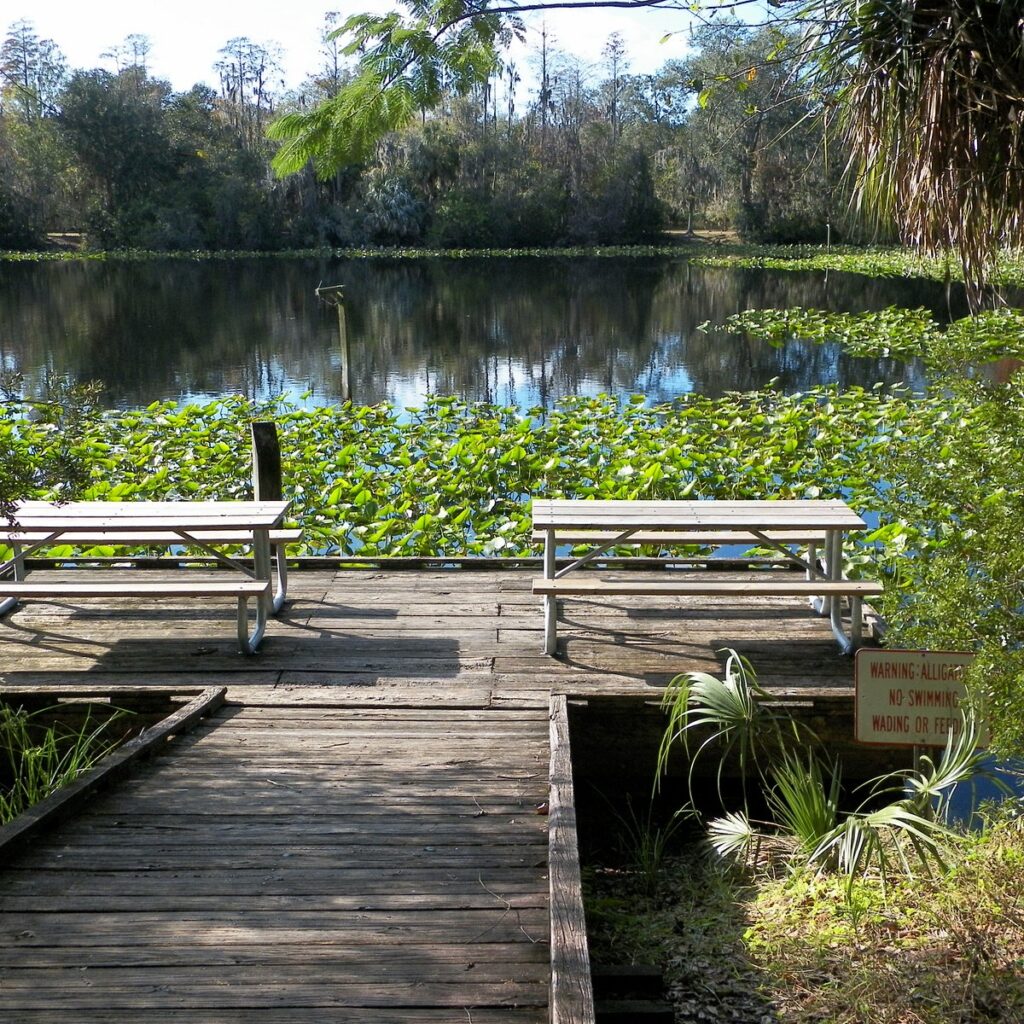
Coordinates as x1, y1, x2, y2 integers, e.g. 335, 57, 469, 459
0, 891, 549, 912
0, 867, 548, 895
532, 578, 883, 597
0, 909, 550, 945
0, 939, 549, 967
0, 962, 549, 986
0, 693, 552, 1021
5, 1011, 544, 1024
548, 694, 595, 1024
0, 982, 547, 1010
0, 687, 225, 858
15, 846, 545, 869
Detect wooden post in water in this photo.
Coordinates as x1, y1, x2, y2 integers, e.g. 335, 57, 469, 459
315, 283, 351, 403
251, 421, 283, 501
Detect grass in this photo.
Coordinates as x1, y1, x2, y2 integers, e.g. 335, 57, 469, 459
0, 704, 129, 824
583, 805, 1024, 1024
584, 843, 780, 1023
746, 807, 1024, 1023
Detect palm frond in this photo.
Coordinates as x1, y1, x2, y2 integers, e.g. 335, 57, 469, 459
828, 0, 1024, 305
657, 650, 769, 810
707, 809, 758, 864
768, 749, 841, 854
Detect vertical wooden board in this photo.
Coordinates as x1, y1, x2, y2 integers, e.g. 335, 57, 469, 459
548, 695, 595, 1024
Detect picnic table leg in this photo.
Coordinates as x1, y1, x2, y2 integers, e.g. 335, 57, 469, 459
806, 540, 828, 615
236, 527, 273, 654
0, 542, 26, 616
237, 593, 268, 655
826, 529, 857, 654
544, 527, 558, 655
271, 542, 289, 614
849, 595, 864, 647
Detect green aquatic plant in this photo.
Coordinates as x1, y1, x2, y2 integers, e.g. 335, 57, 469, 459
0, 386, 943, 561
706, 305, 1024, 367
0, 705, 129, 824
689, 246, 1024, 289
5, 242, 1024, 289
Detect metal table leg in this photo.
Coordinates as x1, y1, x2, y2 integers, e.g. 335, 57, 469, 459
826, 528, 857, 654
544, 527, 558, 655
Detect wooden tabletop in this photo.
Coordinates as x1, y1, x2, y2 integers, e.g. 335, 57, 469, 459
531, 499, 867, 531
9, 500, 291, 533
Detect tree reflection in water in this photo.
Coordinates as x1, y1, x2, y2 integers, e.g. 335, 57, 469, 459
0, 255, 960, 410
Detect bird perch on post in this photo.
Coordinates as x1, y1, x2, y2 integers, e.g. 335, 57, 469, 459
315, 284, 351, 403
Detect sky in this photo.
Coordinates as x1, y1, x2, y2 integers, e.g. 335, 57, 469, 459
2, 1, 694, 97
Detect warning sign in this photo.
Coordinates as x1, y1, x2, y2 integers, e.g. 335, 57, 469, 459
855, 649, 980, 747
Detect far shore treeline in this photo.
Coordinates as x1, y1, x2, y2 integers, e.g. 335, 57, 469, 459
1, 17, 852, 252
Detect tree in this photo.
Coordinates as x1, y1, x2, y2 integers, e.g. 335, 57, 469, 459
601, 32, 627, 144
309, 12, 350, 102
57, 69, 175, 242
215, 37, 282, 154
0, 21, 71, 246
101, 33, 152, 76
266, 0, 1024, 299
825, 0, 1024, 303
267, 0, 512, 176
0, 373, 100, 521
653, 142, 718, 234
677, 21, 842, 242
0, 19, 66, 121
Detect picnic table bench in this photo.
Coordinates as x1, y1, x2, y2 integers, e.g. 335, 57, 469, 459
532, 499, 883, 656
0, 500, 296, 654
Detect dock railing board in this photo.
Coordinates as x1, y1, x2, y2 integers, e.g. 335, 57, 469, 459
0, 687, 226, 856
549, 694, 596, 1024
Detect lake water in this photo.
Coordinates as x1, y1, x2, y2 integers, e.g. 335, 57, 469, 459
0, 254, 968, 411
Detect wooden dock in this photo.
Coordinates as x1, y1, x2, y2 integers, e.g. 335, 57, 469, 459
0, 567, 862, 1021
0, 567, 862, 697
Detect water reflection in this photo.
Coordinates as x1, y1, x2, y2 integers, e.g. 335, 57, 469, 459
0, 255, 962, 411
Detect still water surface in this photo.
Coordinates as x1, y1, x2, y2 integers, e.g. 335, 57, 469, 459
0, 255, 968, 411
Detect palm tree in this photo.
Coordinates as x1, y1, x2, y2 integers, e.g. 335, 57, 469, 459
826, 0, 1024, 307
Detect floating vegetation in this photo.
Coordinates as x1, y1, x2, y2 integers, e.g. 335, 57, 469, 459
0, 244, 701, 263
2, 388, 936, 560
706, 306, 1024, 366
7, 242, 1024, 290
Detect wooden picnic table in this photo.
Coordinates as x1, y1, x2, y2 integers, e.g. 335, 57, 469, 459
532, 498, 883, 656
0, 500, 293, 654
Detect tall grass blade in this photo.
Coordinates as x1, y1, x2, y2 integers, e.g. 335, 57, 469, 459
0, 704, 128, 825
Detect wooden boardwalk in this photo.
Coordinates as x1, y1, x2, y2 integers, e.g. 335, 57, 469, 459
0, 567, 862, 1020
0, 567, 861, 697
0, 702, 550, 1022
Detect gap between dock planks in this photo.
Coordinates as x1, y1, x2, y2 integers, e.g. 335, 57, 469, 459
0, 701, 552, 1022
